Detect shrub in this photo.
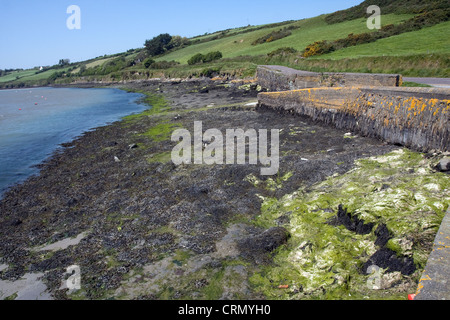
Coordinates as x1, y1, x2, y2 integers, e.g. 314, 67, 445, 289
200, 67, 221, 78
188, 53, 205, 65
188, 51, 223, 65
302, 41, 335, 58
149, 60, 180, 69
203, 51, 223, 63
267, 47, 298, 58
251, 26, 298, 45
144, 58, 155, 68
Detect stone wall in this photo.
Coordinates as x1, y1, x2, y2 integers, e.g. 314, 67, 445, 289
258, 87, 450, 152
256, 65, 402, 91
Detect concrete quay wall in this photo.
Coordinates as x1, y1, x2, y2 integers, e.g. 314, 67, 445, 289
256, 65, 402, 91
257, 86, 450, 152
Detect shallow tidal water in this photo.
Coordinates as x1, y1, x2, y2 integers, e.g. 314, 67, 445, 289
0, 87, 145, 197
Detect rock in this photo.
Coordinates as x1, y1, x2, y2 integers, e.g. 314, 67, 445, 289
374, 224, 391, 247
9, 219, 22, 227
363, 248, 416, 276
328, 205, 374, 235
114, 156, 120, 163
237, 227, 290, 264
436, 158, 450, 172
380, 272, 402, 289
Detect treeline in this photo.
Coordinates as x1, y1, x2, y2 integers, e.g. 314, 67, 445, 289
142, 59, 180, 69
303, 8, 450, 57
144, 33, 190, 57
0, 68, 24, 77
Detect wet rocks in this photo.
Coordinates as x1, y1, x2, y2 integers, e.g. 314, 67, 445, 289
436, 157, 450, 172
363, 248, 416, 276
374, 223, 391, 247
329, 206, 415, 276
0, 79, 408, 299
237, 227, 289, 264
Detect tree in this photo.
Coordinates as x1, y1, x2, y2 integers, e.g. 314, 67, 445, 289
169, 35, 190, 49
59, 59, 70, 66
144, 33, 173, 56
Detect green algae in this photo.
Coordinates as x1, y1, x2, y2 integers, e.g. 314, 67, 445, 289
122, 90, 172, 124
142, 122, 182, 142
146, 151, 172, 164
249, 148, 449, 300
245, 171, 293, 192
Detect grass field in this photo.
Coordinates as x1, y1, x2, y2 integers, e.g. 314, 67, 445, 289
0, 67, 72, 84
319, 21, 450, 60
0, 69, 40, 83
157, 14, 414, 64
70, 57, 116, 74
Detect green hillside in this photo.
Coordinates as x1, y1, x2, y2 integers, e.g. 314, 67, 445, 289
320, 21, 450, 59
1, 0, 448, 88
157, 14, 414, 64
325, 0, 449, 24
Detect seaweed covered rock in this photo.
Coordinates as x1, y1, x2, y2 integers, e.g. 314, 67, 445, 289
237, 227, 290, 264
363, 248, 416, 276
328, 204, 375, 235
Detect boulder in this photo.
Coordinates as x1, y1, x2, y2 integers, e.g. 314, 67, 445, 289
237, 227, 290, 264
436, 158, 450, 172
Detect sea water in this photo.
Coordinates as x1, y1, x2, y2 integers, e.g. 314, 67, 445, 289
0, 87, 146, 197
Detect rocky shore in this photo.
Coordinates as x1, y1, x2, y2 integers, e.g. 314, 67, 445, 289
0, 79, 448, 300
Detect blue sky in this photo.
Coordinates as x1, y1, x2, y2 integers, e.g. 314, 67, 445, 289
0, 0, 361, 69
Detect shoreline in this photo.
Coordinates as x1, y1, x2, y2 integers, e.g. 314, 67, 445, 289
0, 78, 448, 300
0, 85, 148, 200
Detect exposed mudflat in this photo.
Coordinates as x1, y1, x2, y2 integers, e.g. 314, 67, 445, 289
0, 79, 447, 300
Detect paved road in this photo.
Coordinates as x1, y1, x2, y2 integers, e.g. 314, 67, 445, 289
403, 77, 450, 88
